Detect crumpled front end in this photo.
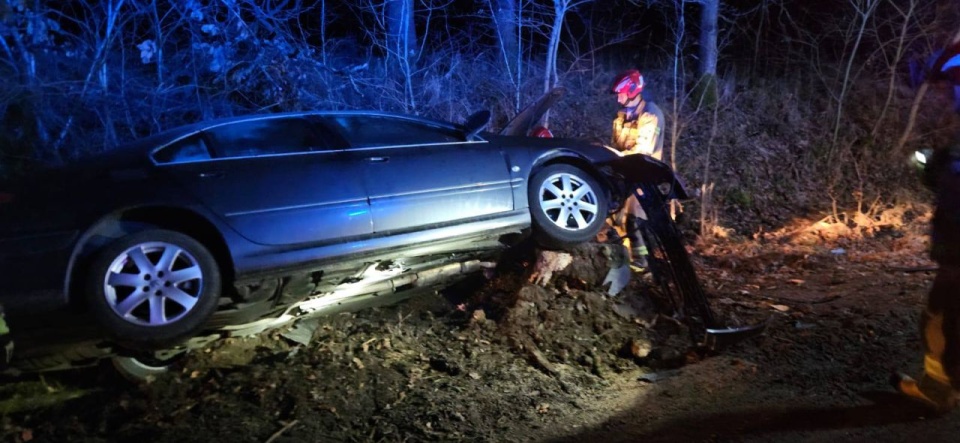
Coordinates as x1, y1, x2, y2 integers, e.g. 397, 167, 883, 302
597, 153, 691, 202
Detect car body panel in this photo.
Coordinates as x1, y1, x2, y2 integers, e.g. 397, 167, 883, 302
230, 211, 530, 282
361, 141, 516, 233
0, 230, 78, 312
160, 151, 373, 246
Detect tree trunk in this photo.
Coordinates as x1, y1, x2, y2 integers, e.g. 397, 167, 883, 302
386, 0, 417, 110
320, 0, 328, 66
387, 0, 416, 60
542, 0, 568, 125
695, 0, 719, 109
831, 0, 880, 149
871, 0, 916, 137
698, 0, 718, 78
492, 0, 519, 78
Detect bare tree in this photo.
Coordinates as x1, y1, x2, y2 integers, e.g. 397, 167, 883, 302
668, 0, 687, 175
387, 0, 417, 60
831, 0, 881, 148
53, 0, 127, 158
697, 0, 718, 78
542, 0, 589, 125
870, 0, 925, 136
352, 0, 423, 111
490, 0, 519, 76
487, 0, 523, 113
0, 0, 55, 147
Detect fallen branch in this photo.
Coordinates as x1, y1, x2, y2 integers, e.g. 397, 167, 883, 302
527, 347, 559, 376
804, 295, 842, 305
885, 265, 938, 273
759, 294, 841, 305
264, 420, 299, 443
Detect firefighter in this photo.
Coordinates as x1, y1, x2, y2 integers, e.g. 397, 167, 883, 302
611, 70, 665, 157
894, 36, 960, 413
610, 70, 666, 271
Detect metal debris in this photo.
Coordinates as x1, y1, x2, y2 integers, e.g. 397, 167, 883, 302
280, 319, 321, 346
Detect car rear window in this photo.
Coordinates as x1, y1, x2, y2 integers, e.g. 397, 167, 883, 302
207, 117, 322, 158
325, 115, 464, 149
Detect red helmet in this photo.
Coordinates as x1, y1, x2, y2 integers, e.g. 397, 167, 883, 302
530, 126, 554, 138
612, 69, 645, 99
932, 41, 960, 85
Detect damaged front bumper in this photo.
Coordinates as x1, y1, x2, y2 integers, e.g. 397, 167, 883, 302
597, 153, 692, 203
598, 153, 766, 352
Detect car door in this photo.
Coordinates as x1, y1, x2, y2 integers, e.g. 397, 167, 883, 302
155, 116, 373, 246
321, 114, 515, 234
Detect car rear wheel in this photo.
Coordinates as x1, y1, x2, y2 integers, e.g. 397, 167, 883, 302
529, 164, 608, 249
85, 229, 221, 349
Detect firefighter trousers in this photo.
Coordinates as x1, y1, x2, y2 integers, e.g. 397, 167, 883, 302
618, 193, 648, 259
921, 266, 960, 389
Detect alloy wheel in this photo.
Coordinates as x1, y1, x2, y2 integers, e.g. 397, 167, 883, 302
102, 242, 204, 327
537, 172, 600, 231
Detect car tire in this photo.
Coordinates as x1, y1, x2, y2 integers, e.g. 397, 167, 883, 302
528, 164, 608, 249
85, 229, 221, 350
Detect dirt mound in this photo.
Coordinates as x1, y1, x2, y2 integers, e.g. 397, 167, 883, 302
462, 243, 674, 378
0, 242, 697, 442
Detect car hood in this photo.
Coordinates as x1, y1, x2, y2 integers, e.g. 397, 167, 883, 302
484, 132, 620, 160
499, 87, 567, 137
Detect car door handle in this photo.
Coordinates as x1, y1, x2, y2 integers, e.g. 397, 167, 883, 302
366, 156, 389, 163
198, 171, 225, 179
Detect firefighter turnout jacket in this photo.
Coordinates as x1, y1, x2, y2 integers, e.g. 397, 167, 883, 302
612, 101, 665, 160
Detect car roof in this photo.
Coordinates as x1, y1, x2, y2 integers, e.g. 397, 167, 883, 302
121, 110, 464, 155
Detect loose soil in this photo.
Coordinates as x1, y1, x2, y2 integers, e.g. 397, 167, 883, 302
1, 212, 957, 443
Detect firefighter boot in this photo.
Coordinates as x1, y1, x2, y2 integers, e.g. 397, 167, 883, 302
625, 215, 649, 273
893, 372, 960, 414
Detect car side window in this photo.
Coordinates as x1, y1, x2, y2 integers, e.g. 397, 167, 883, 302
206, 117, 322, 158
153, 136, 212, 164
324, 115, 465, 149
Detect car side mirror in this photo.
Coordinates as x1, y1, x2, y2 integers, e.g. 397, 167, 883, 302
463, 110, 491, 140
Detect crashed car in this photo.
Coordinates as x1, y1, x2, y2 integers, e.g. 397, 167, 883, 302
0, 99, 700, 376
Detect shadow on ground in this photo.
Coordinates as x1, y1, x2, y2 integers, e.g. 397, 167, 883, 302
549, 391, 935, 442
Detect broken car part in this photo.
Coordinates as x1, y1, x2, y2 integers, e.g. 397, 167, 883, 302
601, 154, 767, 351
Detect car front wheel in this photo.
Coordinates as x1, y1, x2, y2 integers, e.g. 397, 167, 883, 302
85, 229, 221, 349
528, 164, 609, 249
